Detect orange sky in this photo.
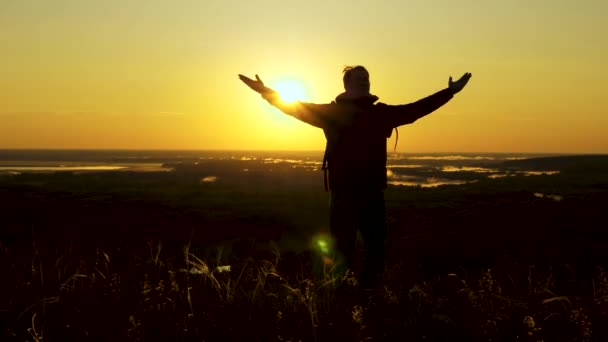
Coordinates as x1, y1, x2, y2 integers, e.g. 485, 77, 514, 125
1, 1, 606, 153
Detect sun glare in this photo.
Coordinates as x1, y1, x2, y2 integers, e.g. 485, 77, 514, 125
272, 79, 308, 103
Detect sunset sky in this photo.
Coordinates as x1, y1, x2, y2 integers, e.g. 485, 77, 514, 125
1, 1, 606, 153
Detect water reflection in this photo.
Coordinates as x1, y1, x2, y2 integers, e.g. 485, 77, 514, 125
0, 166, 127, 171
487, 171, 560, 178
534, 193, 563, 201
441, 166, 497, 173
0, 162, 169, 173
524, 171, 560, 176
407, 155, 496, 161
386, 164, 425, 169
388, 178, 472, 187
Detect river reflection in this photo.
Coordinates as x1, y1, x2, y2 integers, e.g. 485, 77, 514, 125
0, 166, 126, 171
0, 162, 170, 173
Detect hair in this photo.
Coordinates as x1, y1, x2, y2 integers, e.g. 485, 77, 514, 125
342, 65, 368, 88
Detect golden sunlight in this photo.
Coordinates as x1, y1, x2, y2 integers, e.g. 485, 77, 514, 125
272, 79, 308, 103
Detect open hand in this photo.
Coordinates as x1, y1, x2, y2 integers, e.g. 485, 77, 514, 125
238, 74, 272, 94
448, 72, 472, 95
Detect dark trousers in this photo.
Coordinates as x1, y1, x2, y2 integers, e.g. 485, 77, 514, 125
330, 190, 386, 289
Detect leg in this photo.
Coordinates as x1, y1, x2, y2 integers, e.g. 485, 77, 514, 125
358, 191, 387, 290
329, 191, 357, 278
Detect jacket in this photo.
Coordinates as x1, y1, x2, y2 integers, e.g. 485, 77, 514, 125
262, 88, 454, 191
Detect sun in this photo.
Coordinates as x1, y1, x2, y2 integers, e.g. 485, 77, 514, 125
272, 79, 308, 103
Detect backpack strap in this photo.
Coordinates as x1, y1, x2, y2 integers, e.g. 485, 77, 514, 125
322, 140, 330, 192
393, 127, 399, 151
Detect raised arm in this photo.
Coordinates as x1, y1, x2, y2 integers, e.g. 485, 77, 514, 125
384, 72, 472, 128
239, 74, 348, 128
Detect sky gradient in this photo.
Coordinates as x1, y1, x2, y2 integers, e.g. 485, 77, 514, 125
1, 1, 606, 153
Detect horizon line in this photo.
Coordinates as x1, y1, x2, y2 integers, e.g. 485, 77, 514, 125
0, 148, 607, 155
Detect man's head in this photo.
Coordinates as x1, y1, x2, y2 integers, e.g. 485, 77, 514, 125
343, 65, 370, 97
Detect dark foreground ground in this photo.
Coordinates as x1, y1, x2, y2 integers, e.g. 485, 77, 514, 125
1, 155, 608, 341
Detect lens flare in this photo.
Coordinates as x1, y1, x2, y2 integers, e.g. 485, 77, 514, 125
311, 233, 333, 256
317, 239, 329, 254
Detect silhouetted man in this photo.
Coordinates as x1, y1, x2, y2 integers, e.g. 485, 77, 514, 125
239, 66, 472, 290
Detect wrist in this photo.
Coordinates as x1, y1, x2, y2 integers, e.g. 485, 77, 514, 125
261, 90, 279, 101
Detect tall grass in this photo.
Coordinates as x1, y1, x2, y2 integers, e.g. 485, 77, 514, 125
2, 235, 608, 341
